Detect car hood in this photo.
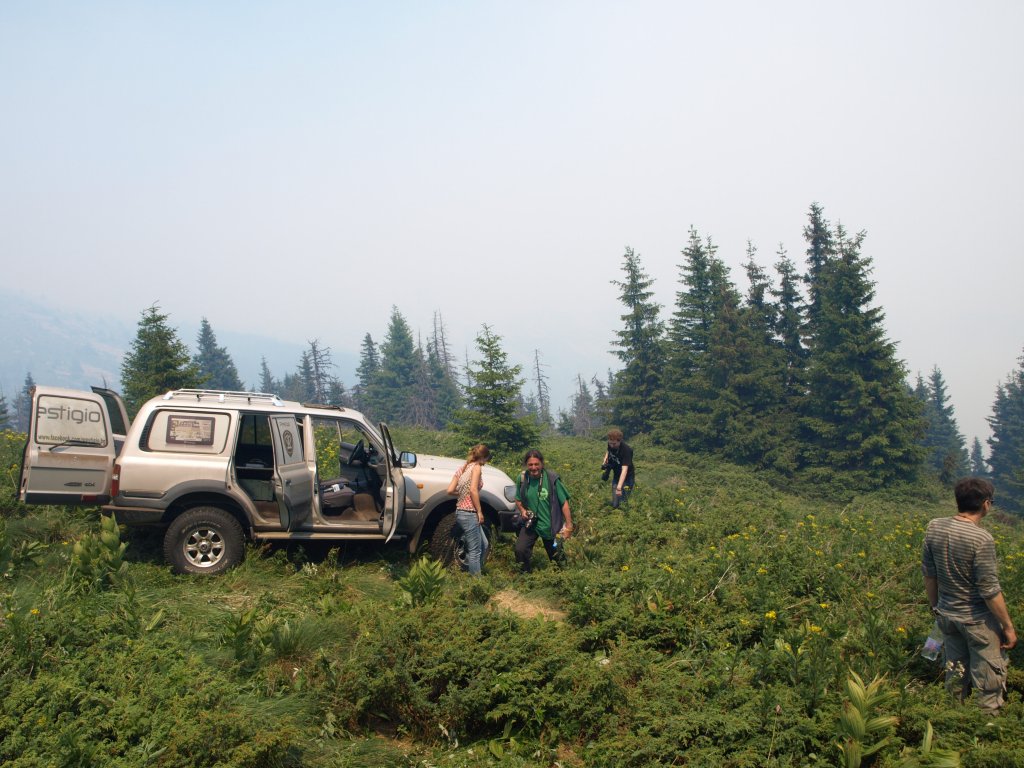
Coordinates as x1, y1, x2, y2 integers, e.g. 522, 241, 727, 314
410, 454, 515, 487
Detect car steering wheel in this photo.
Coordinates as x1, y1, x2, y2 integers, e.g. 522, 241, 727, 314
348, 439, 367, 466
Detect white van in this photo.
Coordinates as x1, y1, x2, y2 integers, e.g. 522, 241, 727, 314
20, 387, 517, 574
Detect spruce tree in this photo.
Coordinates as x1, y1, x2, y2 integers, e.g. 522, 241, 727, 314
354, 333, 380, 415
426, 341, 461, 428
0, 390, 11, 431
306, 339, 337, 404
373, 308, 419, 424
658, 229, 737, 449
970, 437, 988, 477
917, 366, 969, 485
16, 373, 35, 432
121, 305, 203, 417
193, 318, 244, 391
407, 342, 439, 429
610, 247, 665, 436
452, 325, 537, 454
570, 375, 595, 437
531, 350, 552, 430
799, 219, 925, 488
987, 348, 1024, 513
258, 357, 277, 394
771, 249, 808, 403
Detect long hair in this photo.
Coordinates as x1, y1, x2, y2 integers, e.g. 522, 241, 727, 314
466, 443, 491, 464
523, 448, 544, 466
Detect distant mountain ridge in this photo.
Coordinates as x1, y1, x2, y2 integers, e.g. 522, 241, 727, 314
0, 290, 357, 401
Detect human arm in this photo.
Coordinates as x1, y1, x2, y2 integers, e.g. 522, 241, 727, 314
560, 501, 573, 539
615, 464, 629, 495
446, 464, 463, 496
469, 464, 484, 523
984, 592, 1017, 650
924, 574, 939, 612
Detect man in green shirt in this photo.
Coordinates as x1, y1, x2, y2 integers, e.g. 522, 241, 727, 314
513, 449, 574, 573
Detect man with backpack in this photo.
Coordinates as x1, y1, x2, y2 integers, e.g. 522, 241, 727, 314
513, 449, 574, 573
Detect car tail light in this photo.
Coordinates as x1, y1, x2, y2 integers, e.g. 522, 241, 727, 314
111, 463, 121, 498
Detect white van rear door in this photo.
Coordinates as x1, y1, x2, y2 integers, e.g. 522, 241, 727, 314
19, 387, 120, 505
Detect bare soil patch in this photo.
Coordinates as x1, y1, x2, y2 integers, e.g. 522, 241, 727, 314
489, 589, 567, 622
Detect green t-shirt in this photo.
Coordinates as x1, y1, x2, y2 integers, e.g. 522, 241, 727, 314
516, 473, 570, 539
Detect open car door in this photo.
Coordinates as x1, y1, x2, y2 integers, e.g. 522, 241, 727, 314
19, 386, 128, 505
270, 415, 313, 530
379, 423, 405, 542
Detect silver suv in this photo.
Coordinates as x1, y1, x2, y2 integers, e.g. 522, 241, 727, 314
20, 387, 518, 574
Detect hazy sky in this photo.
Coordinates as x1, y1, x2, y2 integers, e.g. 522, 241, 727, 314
2, 2, 1022, 445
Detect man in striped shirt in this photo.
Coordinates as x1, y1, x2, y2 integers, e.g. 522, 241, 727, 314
922, 477, 1017, 712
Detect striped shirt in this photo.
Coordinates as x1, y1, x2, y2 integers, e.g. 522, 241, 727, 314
922, 516, 1002, 622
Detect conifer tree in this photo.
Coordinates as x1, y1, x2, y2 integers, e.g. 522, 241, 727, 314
452, 325, 537, 453
987, 348, 1024, 513
121, 305, 203, 417
407, 341, 439, 429
306, 339, 337, 404
354, 333, 380, 414
569, 375, 595, 437
771, 250, 808, 404
916, 366, 969, 485
193, 318, 244, 391
16, 372, 35, 432
426, 341, 461, 428
0, 390, 11, 431
373, 308, 419, 424
658, 229, 737, 448
970, 437, 988, 477
610, 247, 665, 436
258, 357, 277, 394
799, 219, 925, 488
531, 350, 552, 430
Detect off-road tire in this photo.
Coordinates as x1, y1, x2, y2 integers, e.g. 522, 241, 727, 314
164, 506, 245, 575
429, 510, 491, 570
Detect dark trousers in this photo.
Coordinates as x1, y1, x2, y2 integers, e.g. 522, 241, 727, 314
514, 526, 565, 572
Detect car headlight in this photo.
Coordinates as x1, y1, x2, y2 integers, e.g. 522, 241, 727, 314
504, 485, 517, 503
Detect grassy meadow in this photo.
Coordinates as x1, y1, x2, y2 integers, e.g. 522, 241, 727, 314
1, 427, 1023, 767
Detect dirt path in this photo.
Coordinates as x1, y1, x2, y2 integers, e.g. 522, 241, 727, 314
489, 589, 567, 621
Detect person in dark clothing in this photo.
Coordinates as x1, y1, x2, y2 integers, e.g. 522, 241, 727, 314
513, 449, 573, 573
602, 429, 634, 509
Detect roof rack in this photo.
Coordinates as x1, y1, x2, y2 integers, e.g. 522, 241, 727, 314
162, 389, 286, 407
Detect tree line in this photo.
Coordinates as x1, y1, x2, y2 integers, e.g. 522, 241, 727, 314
2, 203, 1021, 510
608, 203, 1022, 507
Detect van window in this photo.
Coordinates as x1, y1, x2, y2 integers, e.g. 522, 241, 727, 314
144, 411, 231, 453
34, 395, 108, 447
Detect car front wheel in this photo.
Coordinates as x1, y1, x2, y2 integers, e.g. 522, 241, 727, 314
164, 506, 245, 575
429, 510, 492, 570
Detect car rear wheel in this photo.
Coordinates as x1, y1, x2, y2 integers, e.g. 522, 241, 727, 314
164, 506, 244, 575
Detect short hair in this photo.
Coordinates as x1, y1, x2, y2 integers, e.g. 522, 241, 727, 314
467, 443, 491, 463
606, 429, 624, 441
954, 477, 995, 512
523, 449, 544, 466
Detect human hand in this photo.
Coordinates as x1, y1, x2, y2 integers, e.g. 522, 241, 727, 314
1002, 625, 1017, 650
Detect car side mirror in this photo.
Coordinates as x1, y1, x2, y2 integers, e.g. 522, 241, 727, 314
400, 451, 417, 469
